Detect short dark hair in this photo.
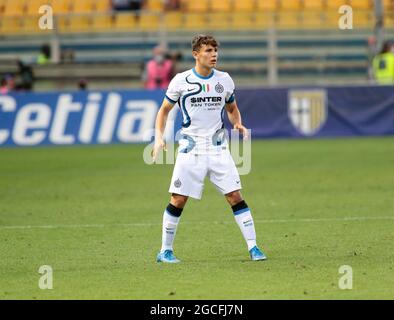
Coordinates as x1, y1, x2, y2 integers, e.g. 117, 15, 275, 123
191, 35, 219, 52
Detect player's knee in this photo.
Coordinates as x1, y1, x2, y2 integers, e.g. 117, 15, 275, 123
170, 194, 188, 208
225, 191, 243, 206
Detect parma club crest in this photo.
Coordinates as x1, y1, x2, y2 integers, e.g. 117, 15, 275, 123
288, 90, 327, 136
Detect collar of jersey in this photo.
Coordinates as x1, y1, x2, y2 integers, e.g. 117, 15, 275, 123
192, 68, 215, 80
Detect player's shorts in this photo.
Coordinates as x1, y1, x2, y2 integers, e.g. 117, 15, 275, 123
168, 150, 242, 200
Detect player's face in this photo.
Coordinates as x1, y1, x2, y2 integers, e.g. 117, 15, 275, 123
194, 44, 218, 69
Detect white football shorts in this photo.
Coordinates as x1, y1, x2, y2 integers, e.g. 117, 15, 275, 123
168, 150, 242, 200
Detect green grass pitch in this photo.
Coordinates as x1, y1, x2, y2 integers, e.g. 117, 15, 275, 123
0, 137, 393, 299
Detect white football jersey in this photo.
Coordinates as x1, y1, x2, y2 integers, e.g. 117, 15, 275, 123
165, 68, 235, 154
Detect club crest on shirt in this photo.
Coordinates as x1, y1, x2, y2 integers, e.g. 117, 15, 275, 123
174, 179, 182, 188
215, 82, 224, 93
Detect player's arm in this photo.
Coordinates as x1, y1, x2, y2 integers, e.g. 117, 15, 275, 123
225, 101, 249, 139
152, 98, 175, 161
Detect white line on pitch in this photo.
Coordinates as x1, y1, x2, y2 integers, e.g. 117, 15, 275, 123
0, 216, 393, 231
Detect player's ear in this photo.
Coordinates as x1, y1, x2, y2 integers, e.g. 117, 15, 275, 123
192, 50, 198, 60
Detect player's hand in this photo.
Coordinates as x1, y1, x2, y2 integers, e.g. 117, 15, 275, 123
234, 123, 249, 140
151, 139, 167, 162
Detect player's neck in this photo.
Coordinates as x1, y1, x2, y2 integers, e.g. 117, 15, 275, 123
194, 65, 213, 78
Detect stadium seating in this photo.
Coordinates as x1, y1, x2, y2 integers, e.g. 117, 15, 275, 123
73, 0, 95, 14
277, 12, 301, 29
1, 0, 391, 92
385, 12, 394, 27
384, 0, 394, 10
184, 13, 207, 30
0, 0, 393, 35
232, 12, 256, 29
95, 0, 111, 13
326, 0, 350, 9
51, 0, 72, 15
26, 0, 51, 15
325, 11, 343, 28
208, 12, 232, 30
358, 10, 375, 27
0, 16, 22, 33
349, 0, 372, 9
21, 15, 52, 34
114, 13, 137, 30
233, 0, 255, 12
254, 13, 275, 28
301, 11, 324, 28
184, 0, 210, 12
385, 0, 394, 24
139, 13, 160, 31
256, 0, 278, 11
163, 12, 183, 30
2, 0, 25, 16
303, 0, 324, 10
92, 15, 113, 31
64, 15, 91, 33
211, 0, 232, 12
0, 28, 377, 90
146, 0, 164, 11
0, 0, 394, 33
280, 0, 302, 10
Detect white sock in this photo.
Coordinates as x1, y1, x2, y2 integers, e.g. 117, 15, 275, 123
234, 209, 257, 251
160, 210, 180, 253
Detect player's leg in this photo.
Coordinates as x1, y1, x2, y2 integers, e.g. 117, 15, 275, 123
225, 191, 267, 261
209, 152, 267, 261
170, 193, 189, 208
225, 191, 258, 249
158, 193, 188, 259
157, 153, 207, 263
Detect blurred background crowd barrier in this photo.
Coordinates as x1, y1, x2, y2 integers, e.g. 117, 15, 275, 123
0, 0, 394, 91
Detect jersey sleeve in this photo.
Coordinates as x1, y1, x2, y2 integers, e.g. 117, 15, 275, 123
225, 74, 235, 104
165, 74, 181, 105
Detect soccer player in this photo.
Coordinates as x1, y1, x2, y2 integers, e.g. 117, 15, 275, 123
152, 35, 267, 263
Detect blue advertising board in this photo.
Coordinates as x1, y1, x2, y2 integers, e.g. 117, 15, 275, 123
0, 86, 393, 147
